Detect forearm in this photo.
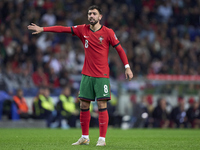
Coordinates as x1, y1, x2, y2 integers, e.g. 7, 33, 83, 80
115, 44, 129, 67
43, 26, 72, 33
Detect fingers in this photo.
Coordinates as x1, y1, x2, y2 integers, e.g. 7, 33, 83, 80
32, 32, 38, 34
129, 75, 133, 81
31, 23, 37, 26
128, 73, 133, 81
27, 23, 37, 30
27, 25, 35, 30
125, 69, 133, 81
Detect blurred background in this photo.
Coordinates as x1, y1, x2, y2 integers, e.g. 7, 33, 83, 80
0, 0, 200, 129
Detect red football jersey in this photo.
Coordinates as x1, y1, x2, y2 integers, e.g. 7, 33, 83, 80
71, 24, 126, 78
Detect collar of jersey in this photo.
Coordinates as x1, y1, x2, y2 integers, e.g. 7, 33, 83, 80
90, 25, 103, 32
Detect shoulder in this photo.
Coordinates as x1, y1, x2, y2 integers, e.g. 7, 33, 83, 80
59, 94, 65, 99
73, 24, 88, 29
104, 26, 115, 32
103, 26, 113, 33
69, 96, 74, 99
104, 27, 118, 41
103, 26, 116, 37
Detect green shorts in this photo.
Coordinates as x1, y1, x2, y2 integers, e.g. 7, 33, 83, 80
78, 75, 111, 101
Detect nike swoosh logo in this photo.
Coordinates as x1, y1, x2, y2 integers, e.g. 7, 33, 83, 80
103, 94, 109, 96
100, 122, 106, 125
84, 35, 89, 38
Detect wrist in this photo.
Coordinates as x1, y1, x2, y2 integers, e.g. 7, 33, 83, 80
125, 64, 130, 69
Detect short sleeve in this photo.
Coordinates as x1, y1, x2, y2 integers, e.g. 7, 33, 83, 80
108, 29, 120, 47
71, 24, 85, 38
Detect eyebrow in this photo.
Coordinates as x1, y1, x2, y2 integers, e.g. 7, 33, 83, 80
88, 12, 97, 14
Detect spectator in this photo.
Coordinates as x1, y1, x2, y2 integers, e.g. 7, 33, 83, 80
41, 8, 56, 26
48, 67, 60, 89
170, 96, 187, 128
186, 98, 200, 128
13, 89, 30, 119
18, 67, 35, 89
152, 98, 170, 128
0, 66, 8, 92
0, 91, 12, 120
4, 62, 20, 94
32, 87, 45, 119
59, 70, 71, 88
36, 33, 53, 53
37, 87, 57, 127
130, 95, 149, 128
48, 54, 62, 74
32, 66, 49, 87
157, 1, 173, 23
56, 86, 78, 128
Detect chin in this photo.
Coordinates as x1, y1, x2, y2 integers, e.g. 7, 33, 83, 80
90, 21, 98, 25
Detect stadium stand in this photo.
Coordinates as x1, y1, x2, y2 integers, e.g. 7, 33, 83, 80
0, 0, 200, 128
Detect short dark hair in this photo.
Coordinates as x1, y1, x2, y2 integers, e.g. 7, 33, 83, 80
88, 5, 102, 14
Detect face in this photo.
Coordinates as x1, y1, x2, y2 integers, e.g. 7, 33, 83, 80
64, 87, 71, 96
88, 9, 102, 25
18, 90, 23, 97
44, 89, 50, 97
38, 88, 44, 95
160, 99, 166, 110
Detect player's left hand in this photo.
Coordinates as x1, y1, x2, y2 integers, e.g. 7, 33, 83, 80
125, 67, 133, 81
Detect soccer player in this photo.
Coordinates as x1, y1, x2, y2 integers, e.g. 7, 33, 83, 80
28, 5, 133, 146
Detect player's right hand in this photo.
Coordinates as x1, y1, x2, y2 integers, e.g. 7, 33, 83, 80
27, 23, 43, 34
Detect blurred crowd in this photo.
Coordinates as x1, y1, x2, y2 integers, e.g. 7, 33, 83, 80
129, 95, 200, 128
0, 86, 119, 128
0, 0, 200, 94
0, 0, 200, 128
1, 87, 200, 129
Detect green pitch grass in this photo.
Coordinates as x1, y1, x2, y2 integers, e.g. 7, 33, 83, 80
0, 128, 199, 150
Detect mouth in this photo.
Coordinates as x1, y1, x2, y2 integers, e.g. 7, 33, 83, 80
89, 18, 98, 25
89, 18, 95, 22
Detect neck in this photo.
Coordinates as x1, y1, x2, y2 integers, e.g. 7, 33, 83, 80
90, 23, 101, 32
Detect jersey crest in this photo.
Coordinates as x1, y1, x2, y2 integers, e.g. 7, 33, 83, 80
99, 36, 104, 44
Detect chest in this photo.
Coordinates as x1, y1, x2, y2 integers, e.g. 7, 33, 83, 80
82, 29, 109, 46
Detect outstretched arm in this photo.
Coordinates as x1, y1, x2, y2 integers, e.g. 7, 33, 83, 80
27, 23, 72, 34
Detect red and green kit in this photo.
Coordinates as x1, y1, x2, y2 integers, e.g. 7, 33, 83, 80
43, 24, 129, 101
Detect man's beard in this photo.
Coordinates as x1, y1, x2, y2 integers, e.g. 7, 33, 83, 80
89, 19, 98, 25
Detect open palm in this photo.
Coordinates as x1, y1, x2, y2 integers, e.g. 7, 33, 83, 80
27, 23, 43, 34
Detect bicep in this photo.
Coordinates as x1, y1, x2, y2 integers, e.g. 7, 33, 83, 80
109, 29, 120, 47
